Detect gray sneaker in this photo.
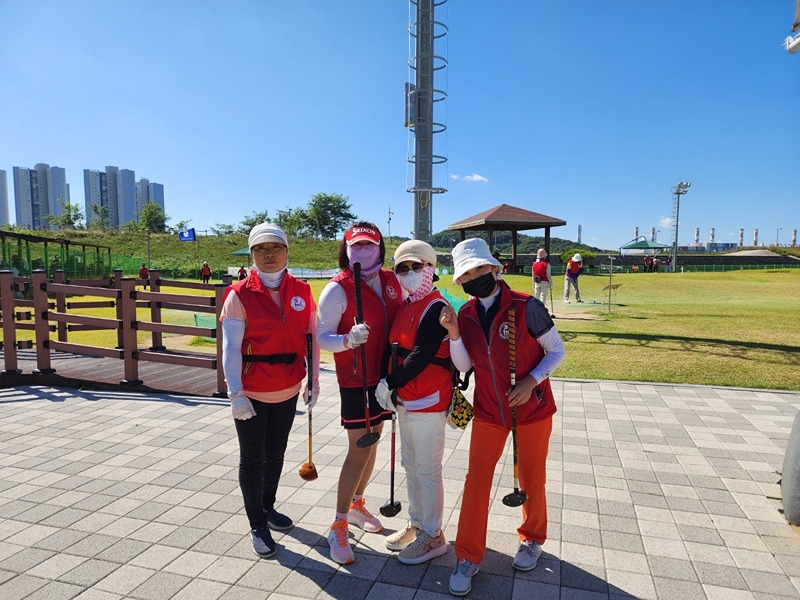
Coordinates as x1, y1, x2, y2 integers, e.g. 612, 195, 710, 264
513, 540, 542, 571
449, 557, 479, 596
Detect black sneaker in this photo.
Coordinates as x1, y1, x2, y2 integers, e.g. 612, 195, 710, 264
251, 526, 277, 558
267, 509, 293, 532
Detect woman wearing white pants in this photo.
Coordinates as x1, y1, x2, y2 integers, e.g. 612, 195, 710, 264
375, 240, 453, 565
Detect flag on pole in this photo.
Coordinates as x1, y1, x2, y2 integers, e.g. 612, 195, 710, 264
179, 228, 196, 242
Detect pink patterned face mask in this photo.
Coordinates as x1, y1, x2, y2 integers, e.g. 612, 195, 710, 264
347, 244, 381, 278
400, 266, 435, 302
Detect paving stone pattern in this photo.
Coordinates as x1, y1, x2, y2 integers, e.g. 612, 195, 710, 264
1, 374, 799, 599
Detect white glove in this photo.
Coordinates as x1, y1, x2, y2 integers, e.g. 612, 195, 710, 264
230, 392, 256, 420
303, 379, 320, 411
344, 322, 370, 349
375, 378, 395, 412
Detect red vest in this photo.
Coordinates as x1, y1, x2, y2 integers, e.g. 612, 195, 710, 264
458, 282, 556, 428
224, 271, 314, 393
332, 268, 403, 387
566, 260, 582, 277
533, 261, 549, 282
388, 292, 452, 412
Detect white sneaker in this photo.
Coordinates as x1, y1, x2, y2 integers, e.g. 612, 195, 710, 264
449, 557, 479, 596
386, 523, 418, 551
513, 539, 542, 571
564, 299, 571, 303
327, 519, 354, 565
348, 498, 383, 533
398, 529, 447, 565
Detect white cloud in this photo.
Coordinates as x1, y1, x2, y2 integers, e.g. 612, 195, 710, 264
658, 216, 672, 229
450, 173, 489, 182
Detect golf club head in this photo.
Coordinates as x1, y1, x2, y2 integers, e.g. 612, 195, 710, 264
356, 431, 381, 448
298, 462, 318, 481
379, 500, 402, 518
502, 490, 528, 508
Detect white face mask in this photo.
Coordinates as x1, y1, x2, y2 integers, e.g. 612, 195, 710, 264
256, 266, 286, 289
398, 269, 425, 294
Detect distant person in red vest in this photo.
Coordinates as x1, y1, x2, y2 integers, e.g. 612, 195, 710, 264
532, 248, 551, 305
564, 253, 583, 303
139, 263, 149, 289
220, 223, 319, 560
201, 261, 211, 284
238, 265, 248, 280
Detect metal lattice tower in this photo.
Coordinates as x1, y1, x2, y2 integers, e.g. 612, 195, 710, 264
406, 0, 448, 242
670, 181, 691, 272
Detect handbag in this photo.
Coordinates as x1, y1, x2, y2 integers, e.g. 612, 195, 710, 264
447, 369, 474, 430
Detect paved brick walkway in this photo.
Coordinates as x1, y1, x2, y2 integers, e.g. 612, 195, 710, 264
1, 373, 799, 599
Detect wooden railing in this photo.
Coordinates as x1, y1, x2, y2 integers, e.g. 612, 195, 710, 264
0, 269, 233, 395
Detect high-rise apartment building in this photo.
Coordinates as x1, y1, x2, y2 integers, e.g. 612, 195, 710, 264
135, 177, 165, 214
0, 170, 9, 226
12, 163, 69, 230
84, 166, 140, 228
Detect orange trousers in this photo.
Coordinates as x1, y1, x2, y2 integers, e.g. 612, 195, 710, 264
454, 416, 553, 564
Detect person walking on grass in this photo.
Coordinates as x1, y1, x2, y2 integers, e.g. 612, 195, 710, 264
532, 248, 551, 305
316, 222, 404, 564
139, 263, 149, 289
438, 238, 566, 597
220, 223, 319, 559
201, 261, 212, 284
564, 252, 583, 303
374, 240, 452, 565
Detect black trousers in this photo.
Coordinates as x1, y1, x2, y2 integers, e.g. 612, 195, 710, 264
234, 394, 298, 529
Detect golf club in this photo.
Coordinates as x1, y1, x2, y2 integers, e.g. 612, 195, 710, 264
380, 343, 402, 518
502, 306, 528, 508
299, 333, 318, 481
549, 280, 556, 318
353, 262, 381, 448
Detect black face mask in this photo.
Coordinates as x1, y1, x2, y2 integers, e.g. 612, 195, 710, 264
462, 271, 497, 298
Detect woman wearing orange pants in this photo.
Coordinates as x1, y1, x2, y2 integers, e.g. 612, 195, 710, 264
440, 238, 565, 597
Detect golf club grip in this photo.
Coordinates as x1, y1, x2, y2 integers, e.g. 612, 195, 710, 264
353, 262, 363, 324
508, 306, 517, 386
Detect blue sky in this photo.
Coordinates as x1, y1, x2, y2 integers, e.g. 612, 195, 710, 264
1, 1, 797, 250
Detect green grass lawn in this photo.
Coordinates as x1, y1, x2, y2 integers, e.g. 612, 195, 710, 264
11, 269, 799, 391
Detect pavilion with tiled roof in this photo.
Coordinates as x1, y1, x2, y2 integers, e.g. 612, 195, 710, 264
447, 203, 567, 270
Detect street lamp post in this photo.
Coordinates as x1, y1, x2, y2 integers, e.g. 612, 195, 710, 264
671, 181, 691, 273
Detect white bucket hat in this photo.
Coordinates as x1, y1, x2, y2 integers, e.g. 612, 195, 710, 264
249, 223, 288, 249
537, 248, 547, 259
451, 238, 503, 284
572, 253, 582, 262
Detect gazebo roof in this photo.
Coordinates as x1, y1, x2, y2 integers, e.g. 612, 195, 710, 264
447, 203, 566, 231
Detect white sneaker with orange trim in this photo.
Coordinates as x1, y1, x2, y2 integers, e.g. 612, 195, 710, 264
327, 519, 354, 564
348, 498, 383, 533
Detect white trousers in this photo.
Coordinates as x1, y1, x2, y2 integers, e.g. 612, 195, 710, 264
533, 280, 551, 305
397, 409, 447, 537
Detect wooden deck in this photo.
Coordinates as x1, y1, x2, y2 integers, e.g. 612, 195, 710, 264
0, 349, 220, 397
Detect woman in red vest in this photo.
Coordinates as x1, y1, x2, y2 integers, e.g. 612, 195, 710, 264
439, 238, 566, 596
220, 223, 319, 560
316, 222, 403, 564
532, 248, 551, 305
374, 240, 452, 565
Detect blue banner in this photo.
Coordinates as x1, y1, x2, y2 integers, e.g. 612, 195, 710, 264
179, 228, 196, 242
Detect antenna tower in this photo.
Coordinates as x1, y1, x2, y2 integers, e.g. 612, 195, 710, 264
406, 0, 448, 242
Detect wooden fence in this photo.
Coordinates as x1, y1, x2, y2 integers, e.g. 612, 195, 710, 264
0, 269, 232, 395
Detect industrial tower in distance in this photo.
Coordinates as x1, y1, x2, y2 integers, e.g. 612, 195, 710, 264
405, 0, 448, 242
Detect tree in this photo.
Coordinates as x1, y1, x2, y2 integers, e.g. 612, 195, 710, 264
88, 203, 110, 230
305, 193, 357, 239
173, 219, 192, 234
276, 207, 309, 237
211, 223, 236, 236
45, 200, 84, 230
237, 210, 270, 234
138, 202, 169, 233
